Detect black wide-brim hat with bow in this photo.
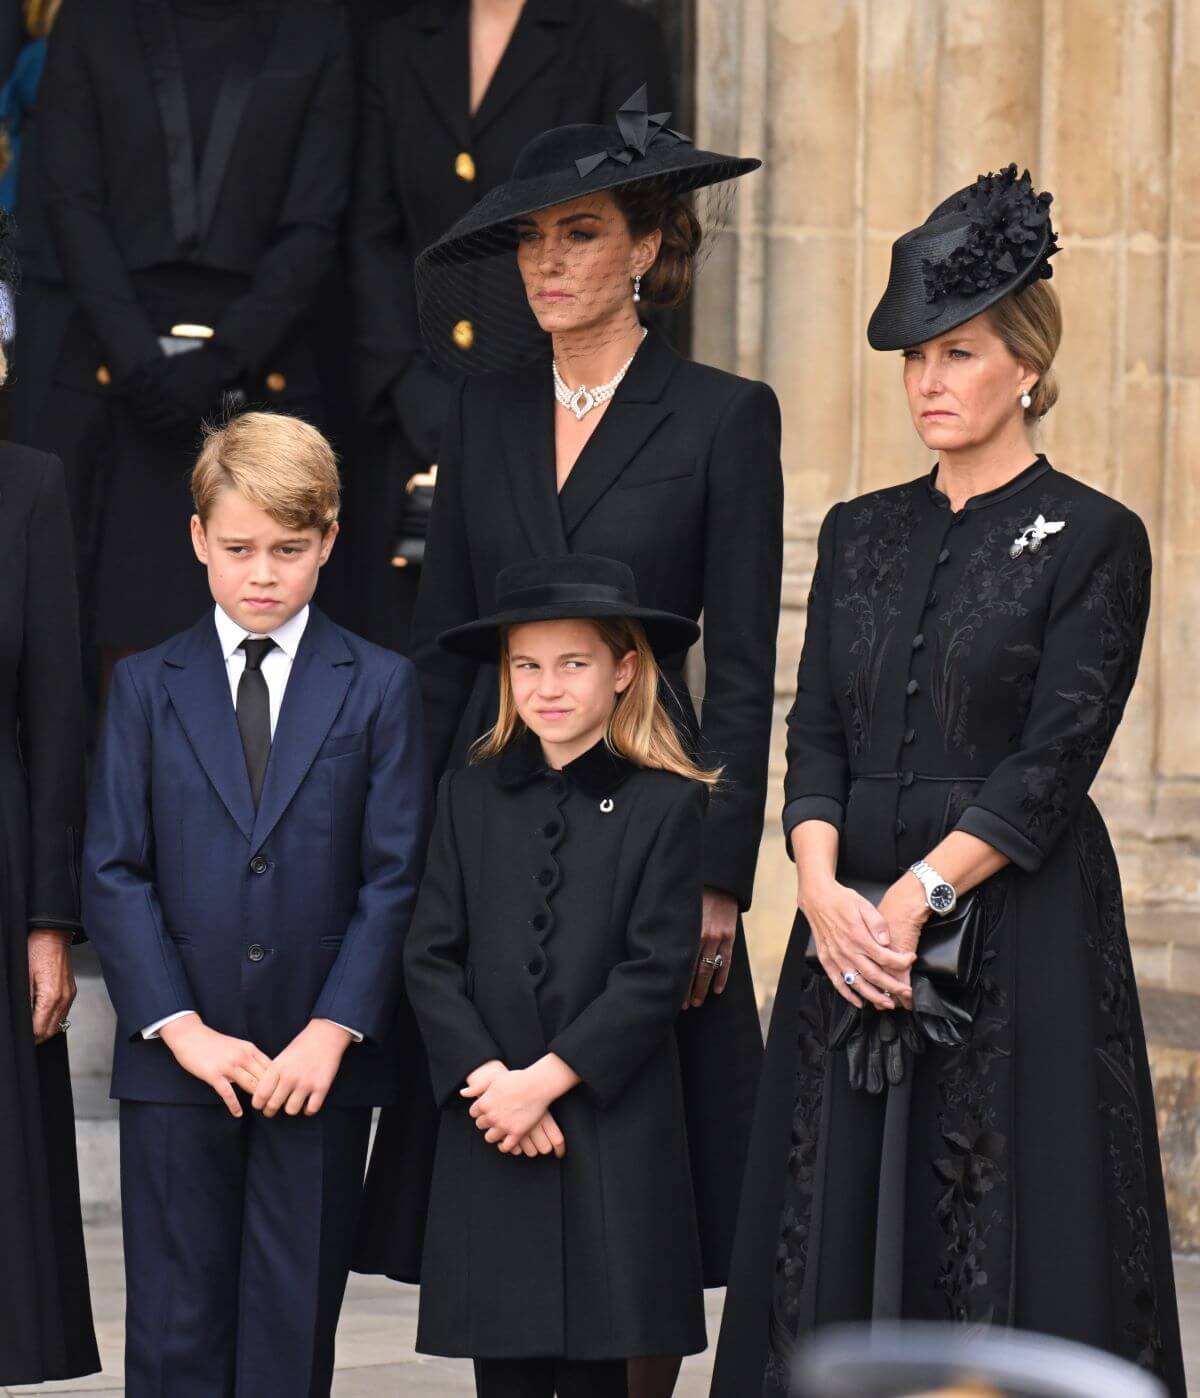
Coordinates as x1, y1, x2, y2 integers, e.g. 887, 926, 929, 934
867, 164, 1060, 351
420, 85, 760, 272
438, 554, 701, 662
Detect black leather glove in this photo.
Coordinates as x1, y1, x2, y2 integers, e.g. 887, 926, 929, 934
392, 356, 452, 463
832, 1004, 925, 1095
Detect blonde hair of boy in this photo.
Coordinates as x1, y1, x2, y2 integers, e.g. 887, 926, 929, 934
191, 411, 340, 532
472, 616, 721, 787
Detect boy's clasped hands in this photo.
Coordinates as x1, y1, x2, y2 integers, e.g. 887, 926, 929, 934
462, 1054, 580, 1159
159, 1014, 354, 1119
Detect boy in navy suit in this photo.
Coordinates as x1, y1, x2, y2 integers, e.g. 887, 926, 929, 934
83, 412, 428, 1397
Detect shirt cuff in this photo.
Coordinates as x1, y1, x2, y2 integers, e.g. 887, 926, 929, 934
322, 1019, 364, 1043
142, 1009, 197, 1040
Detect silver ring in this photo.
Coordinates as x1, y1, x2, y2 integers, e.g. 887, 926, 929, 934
701, 953, 724, 970
59, 1019, 71, 1032
843, 972, 858, 988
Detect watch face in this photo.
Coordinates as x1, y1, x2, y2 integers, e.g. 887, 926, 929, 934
930, 883, 955, 913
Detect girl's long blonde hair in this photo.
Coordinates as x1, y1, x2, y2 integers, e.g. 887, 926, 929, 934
470, 616, 720, 786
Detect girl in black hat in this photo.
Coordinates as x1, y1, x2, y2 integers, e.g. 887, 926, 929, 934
403, 554, 713, 1398
362, 99, 782, 1397
711, 166, 1185, 1396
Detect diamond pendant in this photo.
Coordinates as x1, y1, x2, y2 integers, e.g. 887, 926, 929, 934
569, 385, 596, 420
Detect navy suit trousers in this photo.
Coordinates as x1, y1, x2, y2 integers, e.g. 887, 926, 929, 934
120, 1101, 372, 1398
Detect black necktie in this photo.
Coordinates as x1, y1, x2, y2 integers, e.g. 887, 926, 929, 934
236, 638, 276, 806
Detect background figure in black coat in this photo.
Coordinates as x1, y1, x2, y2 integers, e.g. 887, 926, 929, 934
346, 0, 672, 651
32, 0, 351, 658
0, 441, 99, 1386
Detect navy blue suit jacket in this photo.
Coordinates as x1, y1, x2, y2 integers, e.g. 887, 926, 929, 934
83, 606, 429, 1107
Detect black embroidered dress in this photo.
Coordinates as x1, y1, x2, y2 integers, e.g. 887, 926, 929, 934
711, 457, 1185, 1397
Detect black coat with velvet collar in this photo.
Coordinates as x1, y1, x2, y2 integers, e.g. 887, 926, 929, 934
403, 733, 707, 1359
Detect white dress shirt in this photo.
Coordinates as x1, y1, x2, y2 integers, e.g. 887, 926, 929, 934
142, 604, 362, 1044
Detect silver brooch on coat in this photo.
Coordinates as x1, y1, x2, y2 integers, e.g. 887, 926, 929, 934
1009, 514, 1065, 559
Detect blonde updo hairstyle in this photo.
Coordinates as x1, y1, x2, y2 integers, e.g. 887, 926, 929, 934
610, 181, 702, 309
987, 278, 1062, 424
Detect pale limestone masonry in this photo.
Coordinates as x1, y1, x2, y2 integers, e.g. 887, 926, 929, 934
692, 0, 1200, 1006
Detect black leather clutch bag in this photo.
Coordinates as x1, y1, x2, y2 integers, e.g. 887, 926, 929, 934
803, 877, 985, 991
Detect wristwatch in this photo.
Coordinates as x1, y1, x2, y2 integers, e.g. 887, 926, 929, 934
909, 859, 957, 915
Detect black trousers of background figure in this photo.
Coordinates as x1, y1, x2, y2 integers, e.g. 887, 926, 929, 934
474, 1357, 628, 1398
120, 1101, 371, 1398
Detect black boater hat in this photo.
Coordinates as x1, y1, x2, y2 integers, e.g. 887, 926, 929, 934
414, 86, 760, 374
420, 85, 759, 268
437, 554, 701, 662
867, 164, 1059, 351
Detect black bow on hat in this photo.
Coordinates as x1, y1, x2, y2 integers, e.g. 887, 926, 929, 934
574, 85, 692, 179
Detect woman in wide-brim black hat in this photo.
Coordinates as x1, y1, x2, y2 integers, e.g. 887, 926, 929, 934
355, 86, 783, 1398
712, 165, 1186, 1397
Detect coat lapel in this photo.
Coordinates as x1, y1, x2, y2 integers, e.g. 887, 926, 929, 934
135, 0, 199, 249
405, 0, 471, 149
557, 330, 679, 539
503, 367, 570, 561
470, 0, 574, 140
194, 1, 280, 241
250, 609, 354, 851
161, 614, 255, 840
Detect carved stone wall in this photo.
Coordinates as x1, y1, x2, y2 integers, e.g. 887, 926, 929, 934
692, 0, 1200, 1003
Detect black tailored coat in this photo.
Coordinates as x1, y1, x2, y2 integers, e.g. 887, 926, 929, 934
32, 0, 351, 649
344, 0, 671, 651
0, 445, 99, 1385
405, 734, 707, 1360
361, 326, 783, 1289
711, 459, 1186, 1397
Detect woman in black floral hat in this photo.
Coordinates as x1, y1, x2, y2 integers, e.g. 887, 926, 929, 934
711, 165, 1185, 1397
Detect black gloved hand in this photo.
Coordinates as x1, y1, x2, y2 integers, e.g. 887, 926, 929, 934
123, 343, 239, 440
392, 356, 452, 463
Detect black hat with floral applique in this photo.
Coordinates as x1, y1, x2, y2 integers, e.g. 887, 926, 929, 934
867, 164, 1060, 351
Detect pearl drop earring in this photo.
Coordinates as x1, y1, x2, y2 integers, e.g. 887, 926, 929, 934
632, 274, 642, 304
1020, 390, 1033, 409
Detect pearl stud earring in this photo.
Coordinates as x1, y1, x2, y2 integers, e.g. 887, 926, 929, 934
1020, 390, 1033, 409
632, 275, 642, 304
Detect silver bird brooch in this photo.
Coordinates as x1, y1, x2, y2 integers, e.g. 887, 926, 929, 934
1009, 514, 1066, 559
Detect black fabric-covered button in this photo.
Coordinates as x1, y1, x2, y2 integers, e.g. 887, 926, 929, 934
247, 943, 265, 962
900, 770, 915, 788
536, 869, 553, 887
526, 958, 543, 976
937, 548, 951, 564
249, 855, 268, 875
912, 633, 925, 650
894, 819, 906, 836
906, 679, 920, 696
541, 821, 560, 839
531, 913, 548, 932
903, 727, 916, 744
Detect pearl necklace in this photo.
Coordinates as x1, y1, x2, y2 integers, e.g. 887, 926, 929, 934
552, 328, 647, 421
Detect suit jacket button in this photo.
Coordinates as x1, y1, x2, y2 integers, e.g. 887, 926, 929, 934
247, 943, 265, 963
455, 151, 476, 182
265, 371, 286, 393
452, 319, 475, 351
249, 855, 269, 875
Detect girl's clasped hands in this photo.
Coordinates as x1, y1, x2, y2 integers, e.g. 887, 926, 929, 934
462, 1055, 580, 1158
